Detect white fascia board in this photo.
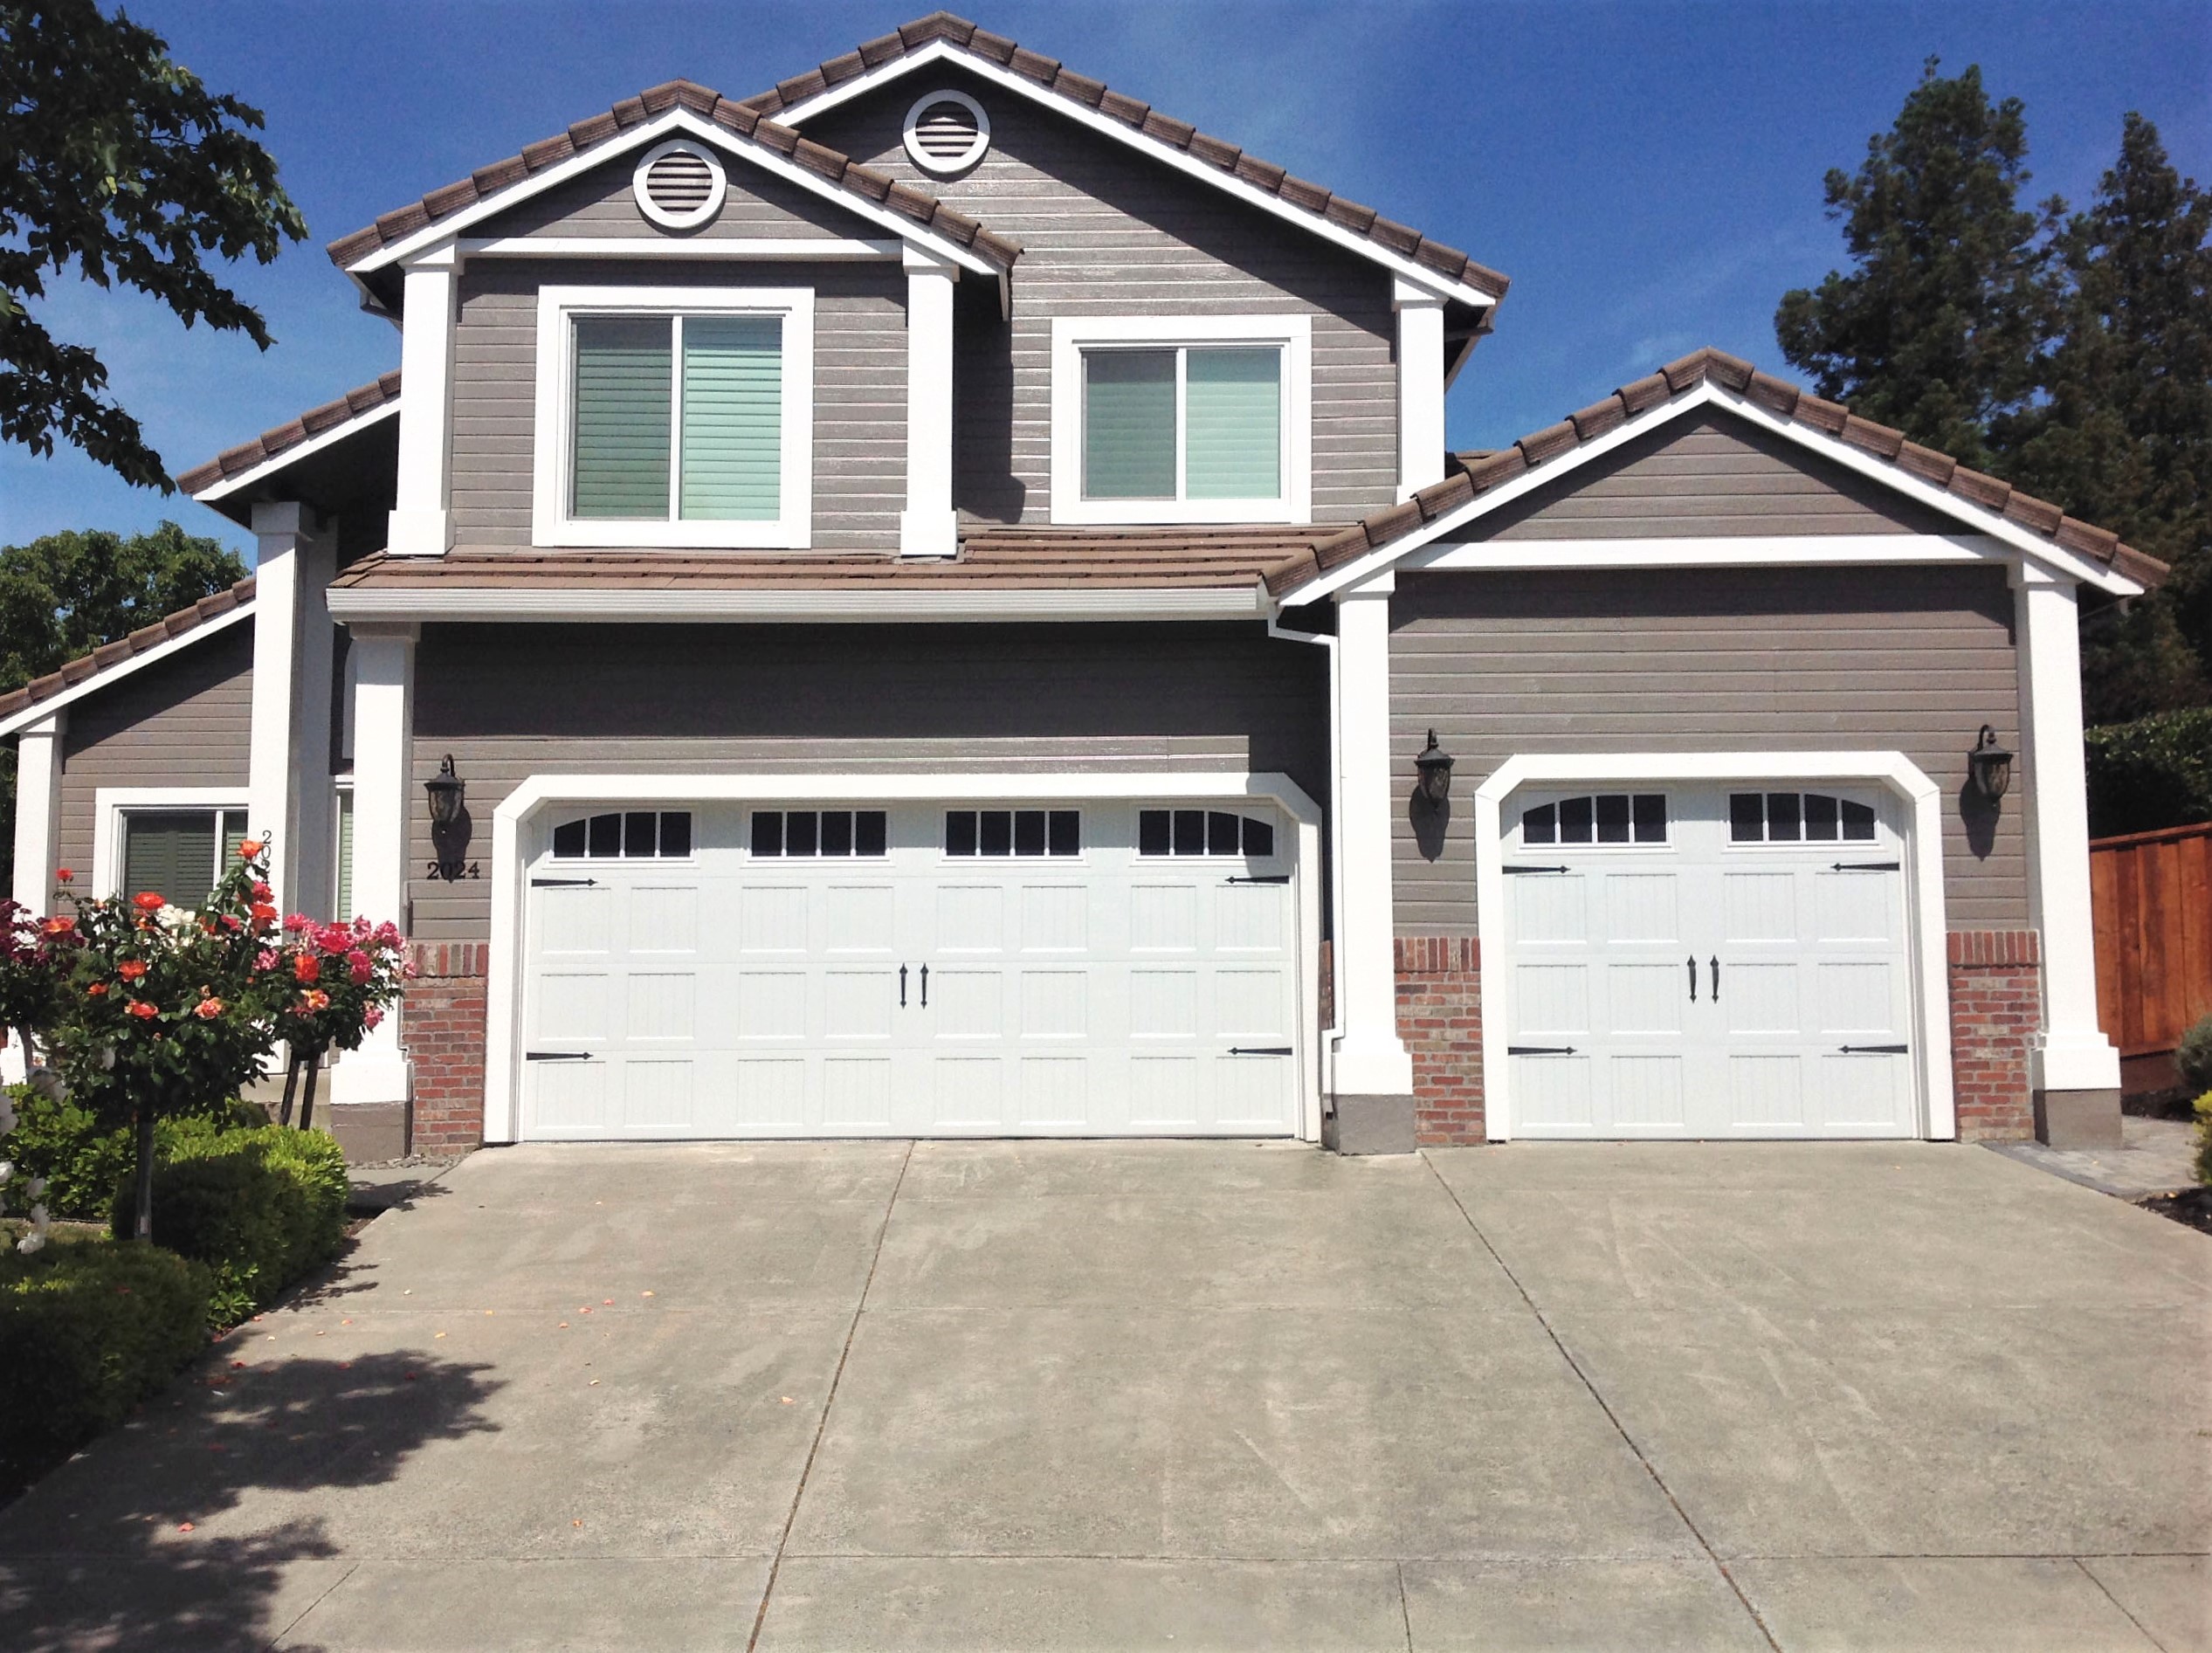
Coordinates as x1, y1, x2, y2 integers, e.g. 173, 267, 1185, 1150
325, 583, 1269, 623
774, 40, 1497, 311
458, 235, 901, 260
1470, 750, 1954, 1144
1276, 382, 2140, 606
1410, 531, 2010, 574
190, 401, 402, 505
0, 603, 256, 740
347, 107, 1001, 279
480, 768, 1325, 1143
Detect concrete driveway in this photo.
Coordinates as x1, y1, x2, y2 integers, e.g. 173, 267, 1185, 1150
2, 1140, 2206, 1652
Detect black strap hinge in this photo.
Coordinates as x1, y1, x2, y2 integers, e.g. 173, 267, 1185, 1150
1507, 1044, 1577, 1056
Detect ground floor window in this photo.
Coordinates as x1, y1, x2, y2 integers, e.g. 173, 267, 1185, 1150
121, 807, 248, 905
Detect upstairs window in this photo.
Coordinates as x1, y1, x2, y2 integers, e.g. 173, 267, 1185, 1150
534, 286, 813, 550
1051, 317, 1311, 525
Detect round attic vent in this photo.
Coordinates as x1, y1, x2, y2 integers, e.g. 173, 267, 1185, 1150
903, 90, 990, 176
632, 141, 727, 230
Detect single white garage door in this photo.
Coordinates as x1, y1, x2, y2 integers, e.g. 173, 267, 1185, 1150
520, 799, 1301, 1139
1500, 783, 1917, 1138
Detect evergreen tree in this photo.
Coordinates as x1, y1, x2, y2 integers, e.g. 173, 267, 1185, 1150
1776, 59, 2062, 471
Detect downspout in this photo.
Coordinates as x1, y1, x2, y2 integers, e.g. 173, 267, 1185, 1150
1266, 607, 1344, 1119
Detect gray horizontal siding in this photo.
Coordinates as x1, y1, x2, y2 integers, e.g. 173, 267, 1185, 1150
472, 150, 872, 241
56, 624, 255, 877
407, 621, 1329, 940
1465, 411, 1956, 540
804, 68, 1397, 525
1389, 565, 2027, 932
450, 258, 906, 552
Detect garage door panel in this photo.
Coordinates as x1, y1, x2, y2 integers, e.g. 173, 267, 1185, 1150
1603, 873, 1678, 943
823, 970, 895, 1039
626, 885, 698, 953
824, 883, 895, 952
1729, 1054, 1805, 1127
734, 1057, 807, 1126
937, 884, 1004, 951
1130, 968, 1198, 1039
1130, 883, 1196, 951
1515, 1055, 1594, 1128
929, 968, 1004, 1038
624, 1058, 695, 1129
932, 1057, 1004, 1126
1606, 962, 1685, 1035
1018, 1056, 1086, 1126
1129, 1055, 1200, 1126
1814, 871, 1898, 942
1720, 872, 1795, 942
1512, 874, 1585, 943
1019, 884, 1087, 951
1019, 970, 1088, 1039
823, 1057, 893, 1126
739, 885, 807, 953
534, 1058, 610, 1132
1216, 1054, 1291, 1128
738, 970, 807, 1040
1516, 963, 1589, 1035
624, 972, 695, 1042
539, 885, 612, 954
1215, 884, 1284, 950
1815, 961, 1898, 1035
1823, 1052, 1909, 1129
1609, 1055, 1685, 1127
1724, 962, 1800, 1035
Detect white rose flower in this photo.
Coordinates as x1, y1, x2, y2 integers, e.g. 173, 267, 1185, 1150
155, 904, 195, 933
0, 1161, 13, 1185
25, 1179, 45, 1201
25, 1067, 68, 1103
16, 1231, 45, 1256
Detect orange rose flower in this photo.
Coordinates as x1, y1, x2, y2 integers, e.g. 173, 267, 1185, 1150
41, 916, 74, 936
54, 867, 72, 883
300, 988, 331, 1012
119, 959, 148, 981
133, 892, 165, 913
293, 954, 320, 983
126, 1000, 158, 1019
87, 982, 108, 997
237, 838, 264, 858
194, 997, 224, 1019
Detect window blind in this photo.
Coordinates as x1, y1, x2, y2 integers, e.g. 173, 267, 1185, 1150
334, 791, 355, 919
1082, 349, 1175, 499
121, 811, 217, 906
679, 315, 782, 520
571, 317, 672, 519
1184, 347, 1280, 499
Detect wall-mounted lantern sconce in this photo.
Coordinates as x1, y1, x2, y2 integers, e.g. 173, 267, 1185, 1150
1968, 726, 2013, 802
424, 754, 466, 828
1415, 728, 1456, 804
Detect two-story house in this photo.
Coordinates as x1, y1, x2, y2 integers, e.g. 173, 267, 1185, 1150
1, 13, 2162, 1159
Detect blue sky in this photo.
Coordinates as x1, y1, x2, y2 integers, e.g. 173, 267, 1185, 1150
3, 0, 2205, 561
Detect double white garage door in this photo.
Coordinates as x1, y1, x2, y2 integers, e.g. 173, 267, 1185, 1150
1499, 783, 1921, 1139
520, 799, 1302, 1140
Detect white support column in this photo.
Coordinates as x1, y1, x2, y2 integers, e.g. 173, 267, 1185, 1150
10, 712, 64, 917
329, 623, 417, 1107
248, 502, 337, 916
899, 246, 960, 559
1394, 277, 1447, 500
1331, 576, 1416, 1112
2014, 562, 2121, 1095
387, 251, 458, 558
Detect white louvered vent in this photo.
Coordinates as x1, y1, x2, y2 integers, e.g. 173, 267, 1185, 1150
631, 141, 726, 230
903, 90, 990, 176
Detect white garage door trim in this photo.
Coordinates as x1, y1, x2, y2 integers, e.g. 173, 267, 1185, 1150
1473, 752, 1954, 1143
482, 770, 1324, 1143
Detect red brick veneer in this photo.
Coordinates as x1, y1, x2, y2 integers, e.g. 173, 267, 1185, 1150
1396, 936, 1484, 1145
1947, 928, 2042, 1142
403, 941, 489, 1154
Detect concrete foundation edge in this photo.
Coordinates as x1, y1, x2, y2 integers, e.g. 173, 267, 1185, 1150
1323, 1094, 1416, 1155
2033, 1088, 2123, 1150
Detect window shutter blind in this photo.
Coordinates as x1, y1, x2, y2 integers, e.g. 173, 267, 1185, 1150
121, 812, 217, 906
571, 318, 672, 519
1184, 347, 1281, 499
335, 791, 355, 919
221, 809, 251, 871
680, 315, 782, 520
1082, 349, 1175, 499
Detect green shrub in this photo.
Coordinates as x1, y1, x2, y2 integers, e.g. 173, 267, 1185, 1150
2195, 1094, 2212, 1188
0, 1241, 213, 1470
2176, 1015, 2212, 1097
0, 1091, 266, 1223
2084, 708, 2212, 837
111, 1125, 349, 1329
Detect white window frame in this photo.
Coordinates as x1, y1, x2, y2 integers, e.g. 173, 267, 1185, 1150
92, 788, 250, 900
1050, 314, 1313, 526
532, 284, 815, 550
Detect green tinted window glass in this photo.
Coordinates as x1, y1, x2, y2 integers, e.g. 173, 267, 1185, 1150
121, 812, 217, 906
679, 314, 782, 521
1082, 349, 1175, 499
571, 317, 672, 518
335, 791, 355, 919
1184, 347, 1280, 499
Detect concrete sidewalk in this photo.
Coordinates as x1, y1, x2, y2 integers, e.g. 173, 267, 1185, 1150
1, 1139, 2205, 1651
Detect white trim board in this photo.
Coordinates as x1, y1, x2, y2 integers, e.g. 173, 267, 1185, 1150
773, 39, 1499, 311
345, 107, 1003, 280
190, 402, 401, 506
91, 787, 250, 899
1471, 751, 1955, 1144
458, 236, 902, 261
0, 603, 256, 740
1410, 531, 2012, 575
326, 584, 1269, 623
1276, 382, 2147, 606
480, 769, 1325, 1146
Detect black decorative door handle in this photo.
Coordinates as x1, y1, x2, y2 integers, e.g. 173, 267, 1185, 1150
1687, 955, 1697, 1002
899, 965, 907, 1008
1710, 956, 1720, 1001
920, 964, 929, 1008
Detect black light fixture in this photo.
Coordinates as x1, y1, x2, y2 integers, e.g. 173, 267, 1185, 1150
424, 754, 465, 828
1415, 728, 1456, 804
1968, 726, 2013, 802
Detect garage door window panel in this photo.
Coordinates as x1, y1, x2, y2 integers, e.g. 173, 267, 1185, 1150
1730, 791, 1877, 844
752, 810, 888, 858
1137, 809, 1276, 858
1520, 795, 1668, 848
552, 810, 693, 860
944, 809, 1080, 858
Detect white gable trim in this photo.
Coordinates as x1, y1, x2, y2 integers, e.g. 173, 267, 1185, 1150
344, 107, 1002, 279
189, 399, 402, 505
0, 603, 255, 740
1276, 382, 2145, 606
773, 40, 1498, 310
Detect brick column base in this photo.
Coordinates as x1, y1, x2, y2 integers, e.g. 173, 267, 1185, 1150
1947, 929, 2042, 1142
1396, 936, 1483, 1145
403, 941, 489, 1154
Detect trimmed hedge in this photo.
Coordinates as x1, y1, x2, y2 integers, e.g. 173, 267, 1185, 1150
0, 1090, 267, 1222
2177, 1015, 2212, 1097
113, 1125, 349, 1328
0, 1240, 213, 1471
2085, 708, 2212, 837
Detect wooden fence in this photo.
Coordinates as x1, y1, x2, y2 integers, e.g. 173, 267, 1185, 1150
2091, 820, 2212, 1071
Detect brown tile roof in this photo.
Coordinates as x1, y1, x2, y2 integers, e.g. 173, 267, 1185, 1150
176, 372, 402, 496
1286, 348, 2171, 593
326, 79, 1021, 275
0, 579, 257, 725
742, 11, 1509, 301
328, 527, 1335, 596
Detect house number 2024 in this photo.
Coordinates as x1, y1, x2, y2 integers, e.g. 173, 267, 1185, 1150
426, 862, 480, 881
